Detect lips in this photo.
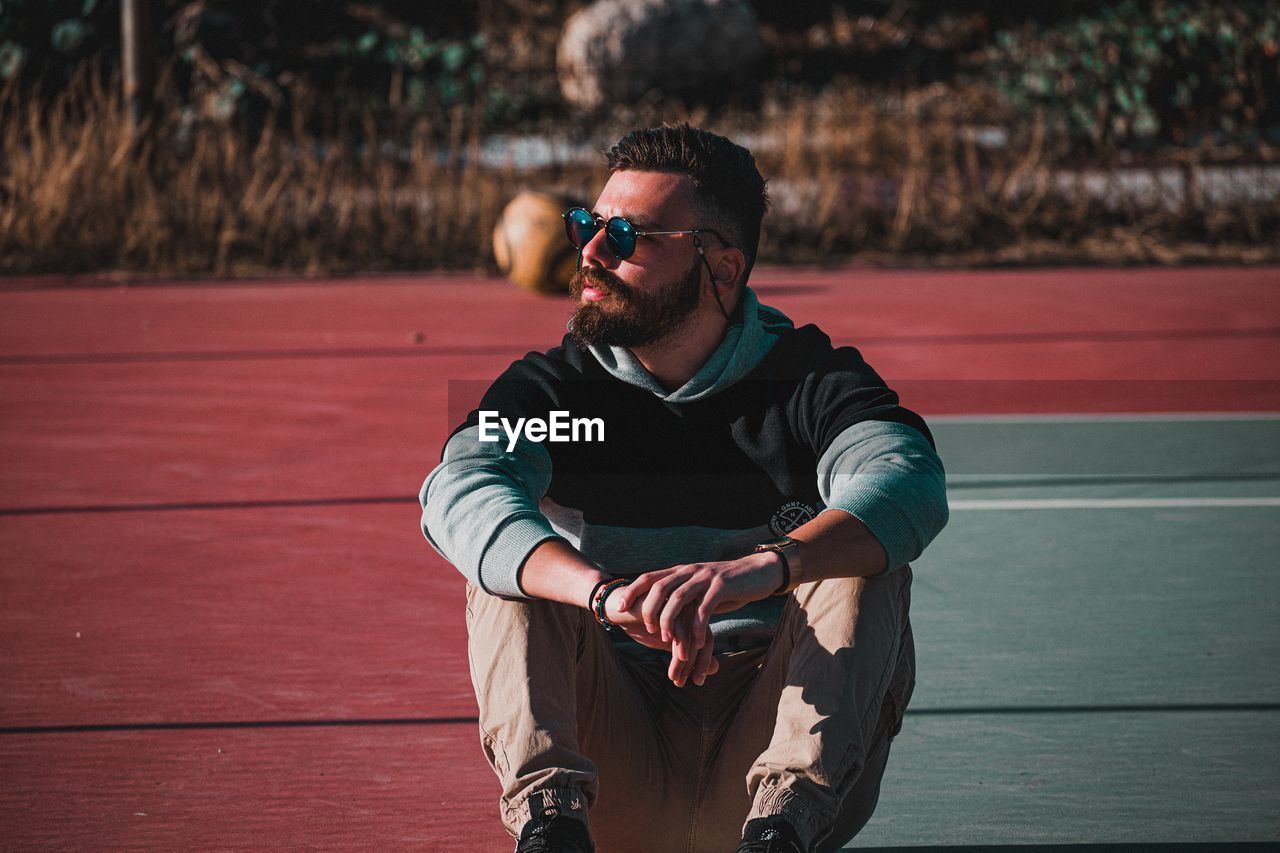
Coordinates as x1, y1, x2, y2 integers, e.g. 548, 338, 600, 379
572, 271, 625, 304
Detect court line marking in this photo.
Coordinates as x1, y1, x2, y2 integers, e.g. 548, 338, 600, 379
930, 412, 1280, 423
948, 473, 1280, 485
5, 702, 1277, 735
0, 496, 414, 516
0, 344, 544, 366
7, 491, 1280, 517
951, 497, 1280, 510
6, 326, 1278, 364
865, 327, 1280, 345
0, 716, 480, 735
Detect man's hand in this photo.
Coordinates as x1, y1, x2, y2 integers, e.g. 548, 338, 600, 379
602, 594, 719, 687
607, 552, 785, 686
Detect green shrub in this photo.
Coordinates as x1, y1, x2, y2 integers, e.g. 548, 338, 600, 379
980, 0, 1280, 149
0, 0, 117, 84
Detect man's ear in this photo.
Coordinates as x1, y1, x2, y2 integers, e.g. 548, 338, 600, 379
710, 246, 747, 290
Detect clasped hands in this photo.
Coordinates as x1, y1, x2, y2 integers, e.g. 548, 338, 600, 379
600, 551, 784, 688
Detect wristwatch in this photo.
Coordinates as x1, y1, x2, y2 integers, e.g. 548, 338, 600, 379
753, 537, 801, 596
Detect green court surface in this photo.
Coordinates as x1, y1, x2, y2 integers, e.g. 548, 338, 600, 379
847, 415, 1280, 850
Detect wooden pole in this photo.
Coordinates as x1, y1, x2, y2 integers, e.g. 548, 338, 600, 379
120, 0, 155, 130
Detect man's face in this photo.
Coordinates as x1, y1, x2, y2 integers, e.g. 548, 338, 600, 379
568, 171, 706, 349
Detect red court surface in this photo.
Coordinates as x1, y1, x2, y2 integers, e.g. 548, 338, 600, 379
1, 266, 1278, 850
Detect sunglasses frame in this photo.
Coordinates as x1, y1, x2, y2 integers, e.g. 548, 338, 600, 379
563, 207, 724, 262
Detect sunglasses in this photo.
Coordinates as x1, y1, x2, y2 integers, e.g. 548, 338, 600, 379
563, 207, 723, 262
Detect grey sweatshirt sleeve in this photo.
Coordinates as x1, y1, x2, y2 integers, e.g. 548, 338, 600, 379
815, 420, 949, 573
419, 425, 562, 599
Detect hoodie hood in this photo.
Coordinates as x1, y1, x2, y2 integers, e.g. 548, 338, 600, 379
578, 286, 795, 403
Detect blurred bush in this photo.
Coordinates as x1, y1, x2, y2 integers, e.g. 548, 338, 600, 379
0, 0, 119, 85
3, 2, 1277, 150
1, 1, 539, 128
978, 0, 1280, 150
167, 2, 518, 128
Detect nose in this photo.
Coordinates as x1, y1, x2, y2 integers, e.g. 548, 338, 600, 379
579, 226, 619, 271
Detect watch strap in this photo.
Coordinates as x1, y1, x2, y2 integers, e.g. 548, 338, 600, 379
753, 538, 800, 596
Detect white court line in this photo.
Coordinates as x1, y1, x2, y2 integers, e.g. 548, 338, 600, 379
951, 497, 1280, 510
929, 412, 1280, 423
946, 473, 1280, 481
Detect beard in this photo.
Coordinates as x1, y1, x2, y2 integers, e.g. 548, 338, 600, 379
568, 257, 703, 349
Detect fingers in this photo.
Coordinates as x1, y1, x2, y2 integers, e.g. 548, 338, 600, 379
690, 629, 717, 686
669, 605, 699, 685
669, 625, 718, 687
617, 565, 731, 652
687, 579, 724, 650
668, 634, 692, 686
609, 571, 674, 634
656, 568, 722, 645
659, 578, 701, 646
643, 575, 691, 640
613, 572, 659, 612
657, 577, 720, 651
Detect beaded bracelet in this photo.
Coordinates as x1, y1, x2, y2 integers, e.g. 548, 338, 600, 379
587, 579, 611, 614
591, 578, 631, 632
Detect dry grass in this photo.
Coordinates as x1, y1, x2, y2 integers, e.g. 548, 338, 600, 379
747, 85, 1280, 265
1, 71, 1276, 279
0, 69, 596, 278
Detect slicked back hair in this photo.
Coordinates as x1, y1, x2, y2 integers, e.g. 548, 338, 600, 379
604, 124, 769, 284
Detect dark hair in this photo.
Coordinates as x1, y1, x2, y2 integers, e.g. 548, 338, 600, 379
604, 123, 769, 283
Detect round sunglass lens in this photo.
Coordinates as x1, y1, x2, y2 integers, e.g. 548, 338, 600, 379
605, 217, 636, 259
564, 208, 597, 249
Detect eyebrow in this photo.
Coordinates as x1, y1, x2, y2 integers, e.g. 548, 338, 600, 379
594, 210, 663, 231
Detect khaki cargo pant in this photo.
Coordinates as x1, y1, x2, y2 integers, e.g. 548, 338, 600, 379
464, 566, 915, 853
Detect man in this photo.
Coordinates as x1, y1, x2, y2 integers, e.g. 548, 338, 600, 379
420, 124, 948, 853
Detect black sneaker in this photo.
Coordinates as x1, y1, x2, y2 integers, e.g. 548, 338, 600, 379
514, 812, 594, 853
736, 816, 806, 853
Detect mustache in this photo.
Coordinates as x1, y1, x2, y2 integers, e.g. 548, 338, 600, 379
570, 267, 630, 298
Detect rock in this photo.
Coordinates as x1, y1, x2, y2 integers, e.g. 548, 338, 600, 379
557, 0, 763, 111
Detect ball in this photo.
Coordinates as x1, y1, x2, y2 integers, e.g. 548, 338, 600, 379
493, 191, 582, 295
